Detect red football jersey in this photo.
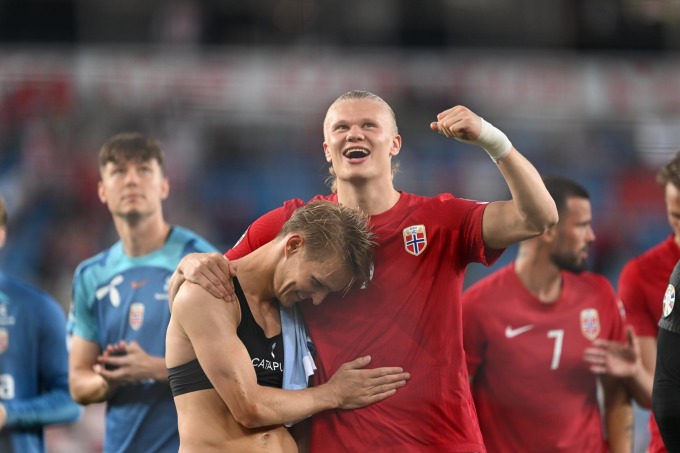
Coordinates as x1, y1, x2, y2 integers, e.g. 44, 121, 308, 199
618, 235, 680, 453
228, 191, 503, 452
463, 264, 626, 453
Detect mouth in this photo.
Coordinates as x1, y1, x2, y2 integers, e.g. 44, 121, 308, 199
342, 147, 370, 160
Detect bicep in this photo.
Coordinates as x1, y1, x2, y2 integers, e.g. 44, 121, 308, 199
482, 200, 538, 249
174, 284, 260, 407
68, 336, 100, 373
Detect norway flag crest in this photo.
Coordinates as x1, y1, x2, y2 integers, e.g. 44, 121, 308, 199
403, 225, 427, 256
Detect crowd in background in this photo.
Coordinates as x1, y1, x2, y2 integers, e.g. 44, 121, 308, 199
0, 49, 675, 452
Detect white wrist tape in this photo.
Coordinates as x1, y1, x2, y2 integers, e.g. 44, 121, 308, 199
461, 118, 512, 163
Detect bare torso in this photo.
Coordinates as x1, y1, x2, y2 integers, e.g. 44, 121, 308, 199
174, 389, 297, 453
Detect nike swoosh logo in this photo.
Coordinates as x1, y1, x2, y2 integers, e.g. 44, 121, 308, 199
131, 280, 147, 290
505, 324, 534, 338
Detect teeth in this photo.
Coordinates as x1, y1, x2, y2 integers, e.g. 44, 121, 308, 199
345, 148, 369, 158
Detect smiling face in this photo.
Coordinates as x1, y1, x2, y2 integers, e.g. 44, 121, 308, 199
548, 197, 596, 273
98, 158, 169, 223
273, 235, 355, 307
323, 99, 401, 188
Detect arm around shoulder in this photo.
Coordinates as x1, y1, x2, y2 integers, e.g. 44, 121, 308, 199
174, 284, 408, 428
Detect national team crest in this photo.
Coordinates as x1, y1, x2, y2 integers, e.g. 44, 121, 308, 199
0, 328, 8, 353
663, 283, 676, 317
129, 303, 145, 331
580, 309, 601, 341
403, 225, 427, 256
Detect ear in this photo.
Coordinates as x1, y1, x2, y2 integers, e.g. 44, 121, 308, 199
323, 141, 332, 163
284, 234, 305, 258
389, 134, 402, 158
0, 227, 6, 249
97, 180, 107, 204
161, 177, 170, 200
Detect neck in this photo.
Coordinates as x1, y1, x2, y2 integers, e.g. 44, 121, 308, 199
513, 245, 562, 304
113, 214, 171, 257
335, 178, 400, 215
232, 242, 278, 305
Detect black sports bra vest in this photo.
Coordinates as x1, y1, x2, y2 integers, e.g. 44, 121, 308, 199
168, 278, 284, 396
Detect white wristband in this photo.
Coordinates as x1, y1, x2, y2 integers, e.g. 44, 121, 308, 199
459, 118, 512, 163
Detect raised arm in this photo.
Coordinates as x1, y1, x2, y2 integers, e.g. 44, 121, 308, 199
173, 282, 409, 428
431, 106, 558, 249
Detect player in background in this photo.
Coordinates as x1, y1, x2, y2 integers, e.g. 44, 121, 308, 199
67, 133, 218, 452
463, 175, 631, 453
0, 195, 81, 452
651, 257, 680, 451
583, 151, 680, 453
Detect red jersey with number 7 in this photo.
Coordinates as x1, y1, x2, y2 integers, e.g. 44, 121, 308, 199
463, 264, 626, 453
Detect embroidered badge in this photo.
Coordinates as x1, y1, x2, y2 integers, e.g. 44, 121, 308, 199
129, 303, 145, 330
403, 225, 427, 256
580, 308, 601, 341
0, 328, 8, 354
663, 284, 675, 317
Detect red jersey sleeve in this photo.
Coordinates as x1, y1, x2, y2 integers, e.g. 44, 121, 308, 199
598, 275, 627, 343
431, 194, 505, 267
226, 199, 307, 260
618, 259, 658, 337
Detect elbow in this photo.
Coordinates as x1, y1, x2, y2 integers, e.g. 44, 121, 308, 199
538, 206, 559, 234
68, 381, 104, 406
69, 390, 90, 406
232, 402, 268, 429
528, 208, 558, 236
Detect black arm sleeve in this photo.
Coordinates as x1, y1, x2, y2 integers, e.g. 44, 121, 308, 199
652, 327, 680, 452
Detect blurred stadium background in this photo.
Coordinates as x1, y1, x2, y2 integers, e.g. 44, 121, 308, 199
0, 0, 677, 451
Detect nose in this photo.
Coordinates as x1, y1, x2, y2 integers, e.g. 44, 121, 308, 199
311, 290, 330, 306
586, 226, 596, 243
123, 168, 140, 185
346, 125, 364, 142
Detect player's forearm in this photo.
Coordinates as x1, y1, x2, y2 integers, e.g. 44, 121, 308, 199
603, 376, 633, 453
69, 371, 110, 404
624, 364, 653, 408
1, 388, 82, 429
496, 149, 558, 235
227, 384, 336, 429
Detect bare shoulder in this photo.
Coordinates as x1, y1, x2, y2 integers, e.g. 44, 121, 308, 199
174, 281, 240, 326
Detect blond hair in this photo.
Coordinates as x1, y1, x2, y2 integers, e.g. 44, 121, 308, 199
278, 200, 375, 289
